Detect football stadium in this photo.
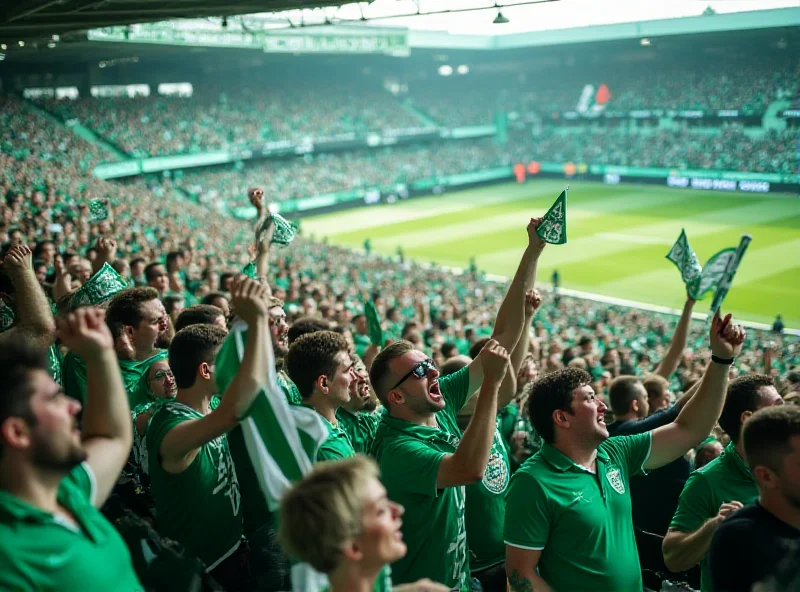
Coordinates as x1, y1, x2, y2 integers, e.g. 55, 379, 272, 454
1, 2, 799, 592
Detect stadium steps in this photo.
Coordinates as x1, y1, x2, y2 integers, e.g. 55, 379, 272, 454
21, 98, 129, 161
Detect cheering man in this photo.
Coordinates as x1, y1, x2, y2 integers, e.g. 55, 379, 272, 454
504, 312, 744, 592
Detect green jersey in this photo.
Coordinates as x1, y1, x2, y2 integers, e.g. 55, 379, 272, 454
336, 407, 382, 454
147, 401, 243, 569
371, 366, 472, 591
278, 370, 303, 406
316, 415, 356, 462
504, 433, 653, 592
465, 424, 510, 572
0, 462, 143, 592
669, 442, 757, 592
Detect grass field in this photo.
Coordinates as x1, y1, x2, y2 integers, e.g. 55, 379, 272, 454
302, 180, 800, 328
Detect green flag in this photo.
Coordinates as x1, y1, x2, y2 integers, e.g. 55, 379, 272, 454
692, 248, 737, 301
270, 213, 297, 246
709, 235, 752, 315
666, 229, 702, 293
215, 322, 329, 591
87, 199, 110, 223
70, 263, 129, 310
241, 262, 257, 279
536, 189, 567, 244
365, 301, 383, 346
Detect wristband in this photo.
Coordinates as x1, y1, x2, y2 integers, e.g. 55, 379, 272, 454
711, 354, 735, 365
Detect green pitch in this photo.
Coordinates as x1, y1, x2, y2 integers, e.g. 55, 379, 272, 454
302, 180, 800, 328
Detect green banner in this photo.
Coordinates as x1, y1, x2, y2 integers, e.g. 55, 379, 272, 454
588, 164, 799, 184
88, 26, 408, 55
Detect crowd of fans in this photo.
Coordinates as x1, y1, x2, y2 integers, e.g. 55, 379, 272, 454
514, 127, 798, 174
1, 86, 799, 592
35, 85, 422, 157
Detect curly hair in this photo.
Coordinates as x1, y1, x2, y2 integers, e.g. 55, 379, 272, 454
106, 287, 159, 328
527, 367, 592, 444
287, 330, 350, 400
719, 374, 775, 443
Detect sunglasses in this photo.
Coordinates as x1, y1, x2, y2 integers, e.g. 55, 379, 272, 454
390, 358, 436, 391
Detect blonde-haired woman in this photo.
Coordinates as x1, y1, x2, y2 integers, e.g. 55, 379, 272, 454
279, 455, 448, 592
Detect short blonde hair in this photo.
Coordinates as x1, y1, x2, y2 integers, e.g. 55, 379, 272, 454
278, 455, 379, 573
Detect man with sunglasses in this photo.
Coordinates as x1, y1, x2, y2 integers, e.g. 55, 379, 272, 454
369, 219, 547, 591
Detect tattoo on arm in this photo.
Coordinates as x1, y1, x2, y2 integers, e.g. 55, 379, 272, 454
508, 569, 534, 592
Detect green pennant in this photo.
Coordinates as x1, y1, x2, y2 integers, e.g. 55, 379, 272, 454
70, 263, 129, 310
709, 235, 752, 315
269, 213, 297, 247
0, 303, 15, 333
87, 199, 110, 223
666, 229, 702, 293
692, 248, 737, 301
242, 262, 257, 279
536, 189, 567, 245
364, 301, 383, 347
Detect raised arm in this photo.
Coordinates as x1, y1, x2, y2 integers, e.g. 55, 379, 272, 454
645, 312, 744, 470
461, 289, 539, 416
58, 307, 131, 507
466, 219, 545, 394
159, 277, 272, 464
437, 340, 510, 488
499, 288, 541, 404
1, 244, 56, 348
653, 296, 695, 380
92, 237, 117, 275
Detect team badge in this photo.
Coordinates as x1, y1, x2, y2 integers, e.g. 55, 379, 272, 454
606, 467, 625, 494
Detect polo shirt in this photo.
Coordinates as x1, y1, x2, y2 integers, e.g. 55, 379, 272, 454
336, 407, 382, 454
504, 433, 653, 592
670, 442, 758, 592
371, 366, 471, 591
316, 415, 356, 462
0, 462, 143, 591
709, 502, 800, 592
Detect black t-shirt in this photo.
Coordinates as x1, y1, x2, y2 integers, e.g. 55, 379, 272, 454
607, 405, 692, 535
709, 502, 800, 592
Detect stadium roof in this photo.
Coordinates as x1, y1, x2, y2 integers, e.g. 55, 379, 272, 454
0, 0, 345, 41
3, 0, 799, 43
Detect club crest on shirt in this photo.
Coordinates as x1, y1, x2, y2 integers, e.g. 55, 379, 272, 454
482, 446, 509, 494
605, 467, 625, 494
